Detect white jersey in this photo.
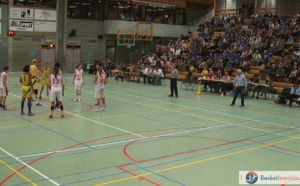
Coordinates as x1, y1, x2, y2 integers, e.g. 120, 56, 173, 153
74, 69, 83, 82
0, 72, 8, 89
50, 74, 62, 92
95, 73, 105, 89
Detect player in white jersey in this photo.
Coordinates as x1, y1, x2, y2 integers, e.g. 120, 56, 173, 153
0, 66, 9, 111
48, 67, 65, 118
94, 67, 106, 111
73, 64, 85, 102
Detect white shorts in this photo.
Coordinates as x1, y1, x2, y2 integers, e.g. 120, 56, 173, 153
74, 81, 83, 90
95, 87, 105, 99
50, 87, 63, 102
0, 86, 7, 97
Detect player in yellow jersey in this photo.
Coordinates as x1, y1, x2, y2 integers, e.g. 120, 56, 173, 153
39, 63, 50, 100
30, 59, 42, 106
20, 65, 34, 116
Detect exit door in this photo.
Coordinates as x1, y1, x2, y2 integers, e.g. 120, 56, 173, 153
66, 45, 81, 72
41, 45, 55, 68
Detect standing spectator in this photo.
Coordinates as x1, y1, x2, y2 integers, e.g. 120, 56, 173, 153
230, 69, 248, 107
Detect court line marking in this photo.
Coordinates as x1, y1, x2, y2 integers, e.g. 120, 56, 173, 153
17, 123, 233, 159
7, 84, 297, 162
0, 147, 60, 186
9, 93, 146, 139
0, 160, 37, 186
93, 135, 300, 186
103, 85, 299, 130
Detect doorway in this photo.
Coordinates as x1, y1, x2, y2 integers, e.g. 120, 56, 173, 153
66, 45, 81, 72
41, 44, 55, 69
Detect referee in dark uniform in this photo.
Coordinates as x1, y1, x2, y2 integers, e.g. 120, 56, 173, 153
230, 69, 247, 107
168, 61, 178, 98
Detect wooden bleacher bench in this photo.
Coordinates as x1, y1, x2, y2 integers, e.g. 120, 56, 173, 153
192, 73, 202, 78
179, 71, 188, 76
165, 73, 186, 81
251, 66, 265, 72
271, 56, 282, 61
231, 72, 254, 80
273, 82, 293, 94
248, 70, 260, 75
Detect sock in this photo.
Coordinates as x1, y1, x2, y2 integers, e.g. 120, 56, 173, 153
50, 106, 54, 116
28, 102, 32, 113
2, 105, 5, 108
21, 101, 25, 112
60, 106, 64, 115
36, 98, 39, 104
0, 104, 2, 108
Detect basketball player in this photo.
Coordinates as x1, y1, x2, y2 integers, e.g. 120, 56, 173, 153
30, 59, 42, 106
72, 64, 85, 102
94, 67, 106, 111
20, 65, 34, 116
0, 66, 9, 111
39, 63, 50, 100
48, 67, 65, 118
54, 63, 62, 110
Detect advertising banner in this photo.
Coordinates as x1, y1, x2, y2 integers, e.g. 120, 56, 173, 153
10, 7, 33, 19
10, 20, 34, 31
34, 9, 56, 21
34, 21, 56, 32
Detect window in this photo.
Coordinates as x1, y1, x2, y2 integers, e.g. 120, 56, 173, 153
67, 0, 104, 20
0, 0, 8, 5
13, 0, 56, 8
106, 1, 134, 21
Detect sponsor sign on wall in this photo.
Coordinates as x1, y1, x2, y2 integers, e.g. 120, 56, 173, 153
34, 21, 56, 32
10, 8, 33, 19
34, 9, 56, 21
10, 20, 34, 31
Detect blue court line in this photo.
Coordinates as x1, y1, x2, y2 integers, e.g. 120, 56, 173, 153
4, 79, 296, 184
23, 128, 300, 186
7, 111, 97, 151
0, 128, 43, 135
14, 117, 300, 185
1, 111, 272, 161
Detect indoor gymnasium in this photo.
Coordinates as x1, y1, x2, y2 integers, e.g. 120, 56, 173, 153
0, 0, 300, 185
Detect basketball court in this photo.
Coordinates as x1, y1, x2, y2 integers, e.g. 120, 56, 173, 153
0, 73, 299, 186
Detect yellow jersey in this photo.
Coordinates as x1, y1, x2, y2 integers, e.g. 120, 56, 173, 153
30, 65, 37, 78
42, 68, 50, 80
21, 72, 30, 86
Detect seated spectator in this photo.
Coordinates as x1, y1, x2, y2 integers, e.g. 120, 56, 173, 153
220, 71, 233, 95
203, 68, 214, 92
286, 83, 300, 107
269, 63, 277, 80
289, 65, 298, 83
286, 35, 294, 45
275, 65, 285, 82
152, 66, 164, 85
252, 50, 262, 66
251, 75, 262, 99
263, 75, 274, 99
